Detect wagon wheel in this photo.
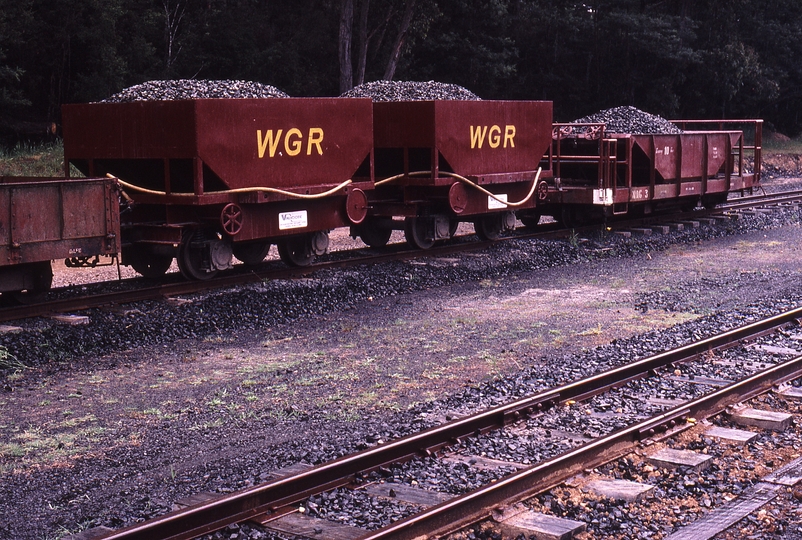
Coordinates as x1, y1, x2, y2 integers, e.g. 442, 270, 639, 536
404, 217, 435, 250
233, 241, 271, 266
178, 229, 218, 280
448, 219, 459, 238
277, 235, 315, 267
10, 262, 53, 304
220, 203, 244, 236
702, 193, 728, 210
126, 245, 173, 278
473, 214, 503, 241
519, 212, 541, 229
357, 219, 393, 248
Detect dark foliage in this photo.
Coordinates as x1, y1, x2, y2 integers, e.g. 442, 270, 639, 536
1, 0, 801, 145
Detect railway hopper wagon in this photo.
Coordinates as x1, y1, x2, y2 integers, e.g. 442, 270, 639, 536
352, 100, 553, 249
525, 119, 762, 226
62, 98, 374, 278
0, 176, 120, 300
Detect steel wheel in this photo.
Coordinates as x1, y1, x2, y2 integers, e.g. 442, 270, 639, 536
233, 241, 271, 266
404, 217, 435, 249
702, 193, 728, 209
448, 219, 459, 238
474, 214, 503, 241
10, 262, 52, 304
178, 230, 218, 280
358, 222, 393, 248
126, 246, 173, 278
519, 212, 541, 229
277, 236, 315, 267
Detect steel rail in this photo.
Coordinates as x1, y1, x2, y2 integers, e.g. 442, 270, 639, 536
88, 306, 802, 540
4, 189, 800, 324
0, 240, 496, 323
720, 190, 802, 210
361, 352, 802, 540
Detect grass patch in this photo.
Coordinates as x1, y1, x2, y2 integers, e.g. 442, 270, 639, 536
578, 323, 604, 336
763, 137, 802, 154
0, 141, 76, 177
0, 346, 26, 372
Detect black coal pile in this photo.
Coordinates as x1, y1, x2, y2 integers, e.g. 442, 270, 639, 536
341, 80, 481, 101
572, 105, 683, 135
101, 79, 289, 102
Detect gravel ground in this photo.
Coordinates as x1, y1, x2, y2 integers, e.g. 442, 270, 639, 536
0, 177, 801, 539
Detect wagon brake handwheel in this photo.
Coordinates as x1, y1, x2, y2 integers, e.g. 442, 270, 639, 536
220, 203, 244, 236
536, 180, 549, 202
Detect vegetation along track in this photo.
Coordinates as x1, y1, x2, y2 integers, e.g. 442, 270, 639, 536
3, 188, 802, 324
71, 307, 802, 540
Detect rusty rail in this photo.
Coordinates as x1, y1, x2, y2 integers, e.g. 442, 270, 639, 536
84, 306, 802, 540
363, 352, 802, 539
5, 187, 802, 324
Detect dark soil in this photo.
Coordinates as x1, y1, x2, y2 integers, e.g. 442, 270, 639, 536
1, 184, 802, 539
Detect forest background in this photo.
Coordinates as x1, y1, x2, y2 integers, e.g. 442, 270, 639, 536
1, 0, 801, 146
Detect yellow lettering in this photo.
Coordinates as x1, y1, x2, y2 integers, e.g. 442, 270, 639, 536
257, 129, 283, 158
489, 125, 501, 148
470, 125, 487, 149
285, 128, 302, 156
504, 125, 515, 148
307, 127, 324, 155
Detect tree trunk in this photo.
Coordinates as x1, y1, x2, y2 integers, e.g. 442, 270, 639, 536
383, 0, 416, 81
163, 0, 186, 74
355, 0, 370, 86
339, 0, 355, 94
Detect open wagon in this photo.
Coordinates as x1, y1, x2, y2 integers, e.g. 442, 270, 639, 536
0, 176, 120, 300
533, 119, 762, 226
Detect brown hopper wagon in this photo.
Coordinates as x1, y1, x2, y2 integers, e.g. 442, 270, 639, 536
62, 98, 374, 278
352, 100, 553, 249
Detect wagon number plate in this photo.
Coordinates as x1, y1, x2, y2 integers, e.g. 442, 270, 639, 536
278, 210, 308, 230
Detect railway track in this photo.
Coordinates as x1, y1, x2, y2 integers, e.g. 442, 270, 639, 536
71, 306, 802, 540
3, 188, 802, 324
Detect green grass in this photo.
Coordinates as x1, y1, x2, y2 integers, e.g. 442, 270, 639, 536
763, 136, 802, 154
0, 141, 67, 177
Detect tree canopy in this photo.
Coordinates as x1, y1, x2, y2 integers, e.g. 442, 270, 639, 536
1, 0, 801, 144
